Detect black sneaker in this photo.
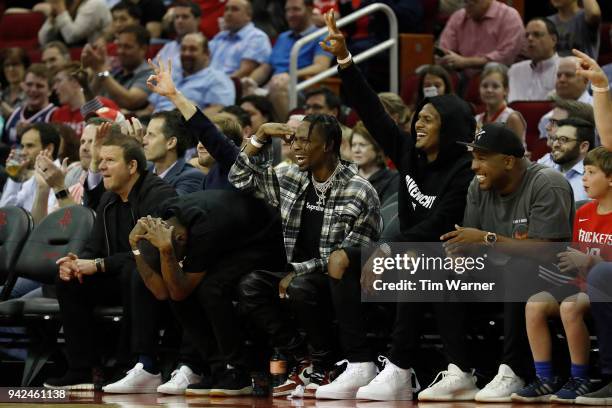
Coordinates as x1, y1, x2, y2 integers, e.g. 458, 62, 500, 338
185, 375, 214, 396
576, 381, 612, 405
209, 366, 253, 397
43, 370, 94, 390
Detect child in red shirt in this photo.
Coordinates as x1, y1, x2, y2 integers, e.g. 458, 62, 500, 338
512, 147, 612, 403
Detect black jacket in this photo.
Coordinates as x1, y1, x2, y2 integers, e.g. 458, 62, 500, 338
339, 63, 475, 242
368, 167, 399, 206
80, 171, 177, 274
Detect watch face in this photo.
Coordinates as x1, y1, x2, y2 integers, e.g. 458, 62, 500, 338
486, 233, 496, 243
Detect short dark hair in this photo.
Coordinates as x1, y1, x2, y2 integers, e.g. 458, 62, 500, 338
557, 117, 595, 149
528, 17, 559, 42
102, 131, 148, 174
417, 65, 454, 102
304, 87, 341, 114
303, 114, 342, 157
552, 96, 594, 125
221, 105, 252, 128
585, 146, 612, 176
111, 0, 143, 20
172, 0, 202, 18
239, 95, 277, 122
150, 110, 195, 158
23, 123, 61, 159
42, 41, 70, 59
25, 63, 52, 87
117, 24, 151, 47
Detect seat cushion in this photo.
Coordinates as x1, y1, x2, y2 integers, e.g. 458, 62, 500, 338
22, 297, 60, 316
0, 299, 24, 319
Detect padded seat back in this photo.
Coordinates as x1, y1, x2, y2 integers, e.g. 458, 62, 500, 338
15, 205, 95, 284
0, 206, 33, 286
508, 100, 554, 161
0, 12, 45, 48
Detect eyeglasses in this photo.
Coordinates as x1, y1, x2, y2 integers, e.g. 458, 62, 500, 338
549, 135, 578, 144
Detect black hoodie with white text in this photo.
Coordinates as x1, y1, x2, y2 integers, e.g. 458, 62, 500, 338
339, 63, 475, 242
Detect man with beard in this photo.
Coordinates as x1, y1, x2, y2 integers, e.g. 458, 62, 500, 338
149, 33, 235, 113
549, 118, 595, 201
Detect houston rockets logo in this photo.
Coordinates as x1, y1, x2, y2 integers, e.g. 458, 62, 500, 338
0, 211, 6, 227
58, 209, 72, 230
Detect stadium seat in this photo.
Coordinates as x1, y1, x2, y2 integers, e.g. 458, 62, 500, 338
0, 207, 33, 300
0, 12, 45, 49
508, 100, 554, 161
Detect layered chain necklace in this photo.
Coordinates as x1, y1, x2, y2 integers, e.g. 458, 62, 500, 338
311, 162, 341, 207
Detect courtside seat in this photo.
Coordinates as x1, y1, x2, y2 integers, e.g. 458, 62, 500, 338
0, 206, 33, 300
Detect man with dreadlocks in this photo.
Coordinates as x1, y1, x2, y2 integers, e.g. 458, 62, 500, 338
229, 107, 382, 397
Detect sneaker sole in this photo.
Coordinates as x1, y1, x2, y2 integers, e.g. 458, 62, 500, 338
43, 383, 94, 391
208, 386, 253, 397
510, 394, 553, 403
102, 386, 160, 394
575, 396, 612, 405
550, 396, 576, 404
316, 389, 359, 399
356, 389, 413, 401
474, 395, 512, 402
185, 389, 211, 396
418, 389, 478, 401
157, 386, 187, 395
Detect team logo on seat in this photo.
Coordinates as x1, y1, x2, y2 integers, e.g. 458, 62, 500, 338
58, 209, 72, 230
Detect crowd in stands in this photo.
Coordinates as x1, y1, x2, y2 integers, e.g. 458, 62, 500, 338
1, 0, 612, 405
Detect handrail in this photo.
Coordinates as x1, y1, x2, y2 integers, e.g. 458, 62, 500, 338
288, 3, 398, 110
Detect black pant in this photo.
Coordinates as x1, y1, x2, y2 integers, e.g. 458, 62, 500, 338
170, 262, 249, 372
588, 262, 612, 375
56, 266, 129, 371
130, 266, 169, 357
238, 270, 334, 368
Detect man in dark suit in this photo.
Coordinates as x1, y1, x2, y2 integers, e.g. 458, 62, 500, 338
144, 110, 205, 195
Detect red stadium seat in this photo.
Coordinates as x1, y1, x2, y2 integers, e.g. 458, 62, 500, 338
509, 100, 554, 161
463, 74, 481, 106
0, 11, 45, 49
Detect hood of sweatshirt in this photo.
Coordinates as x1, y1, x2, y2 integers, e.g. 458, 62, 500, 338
410, 94, 476, 169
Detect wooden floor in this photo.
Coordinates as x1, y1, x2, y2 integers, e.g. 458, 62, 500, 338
0, 393, 569, 408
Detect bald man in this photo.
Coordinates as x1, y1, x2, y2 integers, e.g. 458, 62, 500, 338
208, 0, 272, 78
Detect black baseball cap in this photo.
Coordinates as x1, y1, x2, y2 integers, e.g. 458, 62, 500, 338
458, 123, 525, 158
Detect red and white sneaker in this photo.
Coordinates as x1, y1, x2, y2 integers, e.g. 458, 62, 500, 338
273, 359, 313, 397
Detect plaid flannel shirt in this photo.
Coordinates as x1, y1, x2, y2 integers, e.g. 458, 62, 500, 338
230, 144, 382, 276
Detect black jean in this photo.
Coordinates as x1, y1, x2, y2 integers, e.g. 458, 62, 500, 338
169, 263, 248, 373
238, 270, 334, 368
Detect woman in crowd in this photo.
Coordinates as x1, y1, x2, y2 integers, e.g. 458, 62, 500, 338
379, 92, 412, 134
350, 121, 398, 205
0, 48, 29, 119
475, 64, 526, 142
414, 64, 454, 107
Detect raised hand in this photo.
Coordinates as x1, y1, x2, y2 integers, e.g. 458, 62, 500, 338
121, 117, 145, 144
573, 48, 609, 88
146, 58, 178, 97
35, 152, 69, 191
256, 123, 295, 143
319, 10, 349, 61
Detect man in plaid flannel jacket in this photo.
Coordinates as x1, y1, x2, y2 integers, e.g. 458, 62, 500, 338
230, 113, 382, 397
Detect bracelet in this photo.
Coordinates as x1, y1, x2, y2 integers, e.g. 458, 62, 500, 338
250, 136, 264, 148
94, 258, 103, 273
337, 52, 352, 65
591, 83, 610, 93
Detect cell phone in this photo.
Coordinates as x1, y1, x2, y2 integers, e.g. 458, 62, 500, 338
434, 46, 446, 58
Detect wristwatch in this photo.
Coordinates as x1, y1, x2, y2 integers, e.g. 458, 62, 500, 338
55, 189, 68, 199
484, 232, 497, 246
94, 258, 104, 273
96, 70, 110, 79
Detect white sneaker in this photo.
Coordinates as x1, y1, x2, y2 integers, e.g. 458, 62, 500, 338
475, 364, 524, 402
157, 365, 202, 395
315, 360, 377, 400
417, 363, 479, 401
356, 356, 420, 401
102, 363, 162, 394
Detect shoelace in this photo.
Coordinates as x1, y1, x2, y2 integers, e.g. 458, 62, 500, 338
167, 369, 188, 385
488, 372, 518, 390
427, 369, 461, 389
332, 359, 358, 383
375, 356, 421, 392
524, 377, 552, 394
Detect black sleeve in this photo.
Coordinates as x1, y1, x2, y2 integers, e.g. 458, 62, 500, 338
140, 0, 166, 23
338, 63, 411, 167
79, 196, 109, 260
83, 178, 106, 210
187, 109, 240, 173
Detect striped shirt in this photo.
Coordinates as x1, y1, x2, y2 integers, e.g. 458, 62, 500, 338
230, 145, 382, 276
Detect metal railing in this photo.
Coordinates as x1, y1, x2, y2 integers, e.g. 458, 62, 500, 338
288, 3, 398, 110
